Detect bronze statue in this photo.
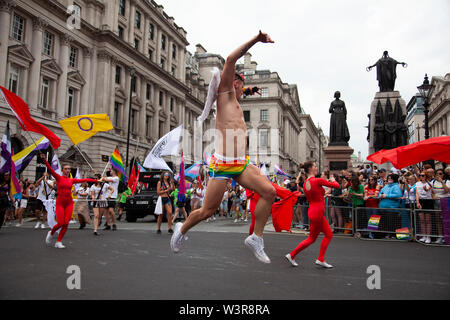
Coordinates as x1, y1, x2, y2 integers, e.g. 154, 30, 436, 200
329, 91, 350, 146
367, 51, 407, 92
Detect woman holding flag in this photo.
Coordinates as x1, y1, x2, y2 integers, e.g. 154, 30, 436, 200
40, 153, 99, 248
156, 171, 175, 234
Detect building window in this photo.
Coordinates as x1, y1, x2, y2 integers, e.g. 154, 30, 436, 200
260, 109, 268, 122
159, 120, 164, 137
43, 31, 54, 56
8, 65, 20, 94
134, 38, 139, 50
146, 83, 151, 100
161, 34, 166, 50
69, 46, 78, 68
118, 26, 124, 39
40, 78, 50, 109
115, 65, 121, 84
119, 0, 126, 16
260, 130, 268, 148
114, 102, 120, 127
131, 109, 137, 133
67, 88, 74, 116
146, 116, 151, 137
135, 10, 141, 29
243, 110, 250, 122
131, 76, 136, 93
160, 58, 165, 69
261, 87, 269, 98
310, 150, 314, 158
149, 23, 154, 40
171, 66, 176, 76
172, 44, 177, 59
159, 91, 163, 106
11, 14, 25, 42
148, 49, 153, 60
170, 98, 174, 112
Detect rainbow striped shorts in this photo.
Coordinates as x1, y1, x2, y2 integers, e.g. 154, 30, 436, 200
208, 154, 250, 180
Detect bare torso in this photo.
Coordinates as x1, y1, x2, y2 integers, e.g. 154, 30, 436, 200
215, 92, 247, 158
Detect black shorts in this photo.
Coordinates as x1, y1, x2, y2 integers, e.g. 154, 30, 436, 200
419, 199, 434, 213
118, 202, 126, 209
107, 199, 117, 208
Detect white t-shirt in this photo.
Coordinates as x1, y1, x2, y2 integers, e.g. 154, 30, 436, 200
222, 191, 228, 202
432, 179, 450, 198
416, 181, 433, 200
90, 183, 110, 201
37, 180, 54, 201
76, 187, 89, 199
108, 176, 120, 199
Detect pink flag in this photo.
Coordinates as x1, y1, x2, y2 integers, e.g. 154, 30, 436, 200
178, 152, 186, 195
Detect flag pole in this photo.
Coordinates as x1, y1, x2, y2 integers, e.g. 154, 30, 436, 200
130, 137, 140, 175
74, 144, 94, 171
101, 156, 110, 177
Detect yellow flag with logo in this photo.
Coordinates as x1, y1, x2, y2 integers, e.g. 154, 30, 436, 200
58, 114, 114, 146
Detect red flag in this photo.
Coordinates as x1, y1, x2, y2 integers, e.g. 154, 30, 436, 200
128, 164, 136, 189
0, 86, 61, 149
131, 166, 141, 194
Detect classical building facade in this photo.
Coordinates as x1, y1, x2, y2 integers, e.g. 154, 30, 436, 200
429, 73, 450, 138
0, 0, 208, 179
406, 93, 425, 144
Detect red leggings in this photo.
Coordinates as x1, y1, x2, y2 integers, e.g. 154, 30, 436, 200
50, 198, 74, 242
290, 204, 333, 262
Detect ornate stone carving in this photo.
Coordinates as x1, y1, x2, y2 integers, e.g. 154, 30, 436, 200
32, 17, 48, 31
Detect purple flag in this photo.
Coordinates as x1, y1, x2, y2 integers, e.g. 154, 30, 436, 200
179, 152, 186, 195
0, 121, 11, 173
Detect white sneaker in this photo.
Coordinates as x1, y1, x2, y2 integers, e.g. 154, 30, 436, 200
425, 237, 431, 244
244, 234, 271, 264
15, 223, 22, 227
34, 222, 41, 229
244, 219, 248, 222
206, 218, 210, 222
55, 241, 66, 249
170, 222, 186, 253
45, 231, 53, 246
434, 237, 444, 244
285, 253, 298, 267
315, 259, 334, 268
41, 223, 47, 229
234, 219, 238, 223
418, 237, 426, 243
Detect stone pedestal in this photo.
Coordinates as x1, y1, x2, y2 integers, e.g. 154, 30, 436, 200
324, 145, 354, 174
368, 91, 407, 156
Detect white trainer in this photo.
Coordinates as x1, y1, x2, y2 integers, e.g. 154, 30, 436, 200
315, 259, 333, 268
170, 222, 186, 253
55, 241, 66, 249
285, 253, 298, 267
34, 222, 41, 229
45, 231, 53, 246
41, 223, 47, 229
244, 234, 271, 264
425, 237, 431, 244
434, 237, 444, 244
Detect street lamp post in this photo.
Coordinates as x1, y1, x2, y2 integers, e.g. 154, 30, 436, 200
126, 64, 136, 173
417, 74, 433, 140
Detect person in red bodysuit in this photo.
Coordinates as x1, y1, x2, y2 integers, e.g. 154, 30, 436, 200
40, 153, 98, 248
285, 161, 340, 268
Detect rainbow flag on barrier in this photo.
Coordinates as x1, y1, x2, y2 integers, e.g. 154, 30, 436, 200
395, 227, 410, 240
110, 147, 127, 183
367, 215, 381, 231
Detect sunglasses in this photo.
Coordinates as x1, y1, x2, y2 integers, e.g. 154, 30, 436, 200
420, 175, 426, 177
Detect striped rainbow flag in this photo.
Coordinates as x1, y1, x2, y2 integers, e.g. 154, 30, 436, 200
110, 147, 127, 183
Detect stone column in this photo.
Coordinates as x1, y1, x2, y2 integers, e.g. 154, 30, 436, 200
108, 57, 117, 120
152, 83, 160, 139
156, 27, 162, 66
0, 0, 15, 86
167, 38, 173, 74
123, 66, 132, 135
95, 51, 111, 114
80, 47, 92, 115
28, 17, 48, 110
55, 34, 72, 119
128, 0, 135, 46
140, 77, 147, 139
143, 15, 149, 55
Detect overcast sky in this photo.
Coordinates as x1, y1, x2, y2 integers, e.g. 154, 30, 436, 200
157, 0, 450, 160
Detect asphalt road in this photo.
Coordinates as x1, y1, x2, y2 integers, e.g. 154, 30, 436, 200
0, 217, 449, 300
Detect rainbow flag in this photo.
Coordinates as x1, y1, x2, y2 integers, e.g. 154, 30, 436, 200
367, 215, 381, 231
395, 227, 410, 240
110, 147, 127, 183
10, 151, 21, 196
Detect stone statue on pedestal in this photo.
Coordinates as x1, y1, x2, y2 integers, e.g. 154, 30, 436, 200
329, 91, 350, 146
366, 51, 407, 92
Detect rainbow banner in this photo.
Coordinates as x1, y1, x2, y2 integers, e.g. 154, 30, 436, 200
110, 147, 127, 183
395, 227, 410, 240
367, 215, 381, 231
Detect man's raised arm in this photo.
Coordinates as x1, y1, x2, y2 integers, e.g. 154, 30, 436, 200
219, 31, 274, 92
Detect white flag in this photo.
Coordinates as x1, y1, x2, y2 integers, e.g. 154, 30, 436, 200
51, 154, 62, 175
144, 125, 183, 172
74, 168, 81, 188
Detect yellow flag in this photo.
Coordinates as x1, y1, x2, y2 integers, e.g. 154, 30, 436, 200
58, 114, 114, 146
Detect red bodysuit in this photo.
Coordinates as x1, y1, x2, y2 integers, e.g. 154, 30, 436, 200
289, 177, 340, 262
43, 159, 97, 242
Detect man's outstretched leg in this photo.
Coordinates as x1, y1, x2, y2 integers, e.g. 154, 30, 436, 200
235, 165, 276, 263
171, 179, 227, 253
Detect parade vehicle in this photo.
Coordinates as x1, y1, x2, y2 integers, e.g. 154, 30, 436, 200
124, 170, 165, 222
